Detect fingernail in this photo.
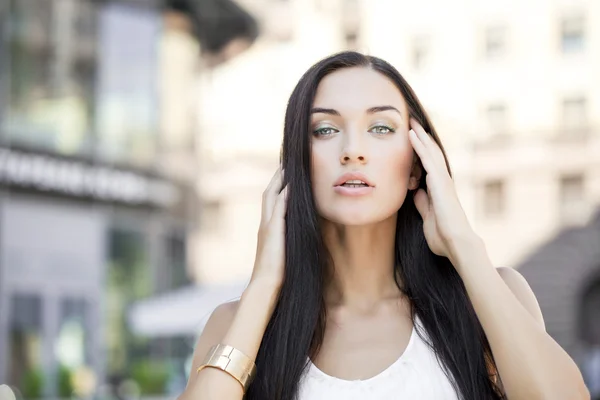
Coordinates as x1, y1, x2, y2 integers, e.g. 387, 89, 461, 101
409, 129, 416, 136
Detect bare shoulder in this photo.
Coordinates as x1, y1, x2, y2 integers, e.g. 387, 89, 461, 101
186, 301, 240, 383
496, 267, 545, 329
200, 300, 240, 344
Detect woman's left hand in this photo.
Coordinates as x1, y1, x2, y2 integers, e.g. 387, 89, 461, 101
408, 118, 479, 263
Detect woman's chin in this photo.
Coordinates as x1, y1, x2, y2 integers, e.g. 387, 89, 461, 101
322, 209, 396, 227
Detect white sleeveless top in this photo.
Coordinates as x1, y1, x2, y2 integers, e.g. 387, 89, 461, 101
297, 316, 460, 399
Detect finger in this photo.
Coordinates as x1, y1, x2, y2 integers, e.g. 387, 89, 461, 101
410, 119, 439, 164
413, 188, 430, 220
262, 167, 284, 221
272, 185, 288, 223
409, 129, 434, 174
410, 118, 433, 147
410, 133, 447, 207
410, 118, 447, 171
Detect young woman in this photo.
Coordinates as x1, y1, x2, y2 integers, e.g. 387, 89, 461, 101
179, 52, 589, 399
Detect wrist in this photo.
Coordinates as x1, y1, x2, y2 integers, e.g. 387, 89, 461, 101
447, 231, 486, 271
248, 275, 282, 294
243, 277, 281, 309
221, 278, 281, 358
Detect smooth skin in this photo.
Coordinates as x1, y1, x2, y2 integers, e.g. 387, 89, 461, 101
178, 67, 589, 400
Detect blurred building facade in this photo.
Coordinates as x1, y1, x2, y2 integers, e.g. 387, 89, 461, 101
192, 0, 600, 282
362, 0, 600, 267
0, 0, 262, 394
0, 0, 200, 396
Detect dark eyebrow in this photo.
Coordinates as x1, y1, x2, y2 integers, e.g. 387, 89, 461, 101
310, 107, 341, 116
366, 105, 402, 116
310, 105, 402, 117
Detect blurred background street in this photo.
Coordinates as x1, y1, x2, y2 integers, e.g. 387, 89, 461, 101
0, 0, 599, 398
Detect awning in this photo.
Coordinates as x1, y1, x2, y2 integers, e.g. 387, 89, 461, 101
127, 281, 248, 337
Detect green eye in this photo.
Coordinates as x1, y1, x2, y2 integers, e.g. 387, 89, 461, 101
370, 125, 395, 135
313, 127, 338, 136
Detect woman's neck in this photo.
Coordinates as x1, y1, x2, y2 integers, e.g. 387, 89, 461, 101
321, 213, 402, 312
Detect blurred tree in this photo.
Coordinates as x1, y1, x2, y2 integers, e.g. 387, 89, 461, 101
106, 229, 150, 376
131, 360, 170, 395
57, 365, 74, 398
20, 368, 43, 399
163, 0, 258, 62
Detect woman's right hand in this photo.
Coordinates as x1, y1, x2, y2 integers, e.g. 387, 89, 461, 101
184, 167, 288, 400
250, 166, 288, 290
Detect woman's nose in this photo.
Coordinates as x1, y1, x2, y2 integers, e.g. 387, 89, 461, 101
340, 130, 367, 164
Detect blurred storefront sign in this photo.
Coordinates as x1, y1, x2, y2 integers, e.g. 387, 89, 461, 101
0, 146, 180, 208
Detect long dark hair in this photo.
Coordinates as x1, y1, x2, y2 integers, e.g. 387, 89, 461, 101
246, 51, 504, 400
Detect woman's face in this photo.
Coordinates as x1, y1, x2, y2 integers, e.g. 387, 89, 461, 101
310, 67, 420, 226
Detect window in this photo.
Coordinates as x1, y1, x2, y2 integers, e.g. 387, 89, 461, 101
153, 231, 189, 294
95, 3, 161, 168
342, 0, 359, 49
579, 278, 600, 346
561, 15, 585, 53
74, 0, 99, 40
56, 298, 89, 371
411, 36, 429, 70
167, 233, 190, 291
9, 294, 43, 395
562, 96, 587, 135
106, 228, 150, 374
485, 26, 506, 59
345, 30, 359, 49
579, 278, 600, 397
486, 103, 508, 136
5, 0, 97, 157
559, 174, 585, 223
482, 180, 505, 217
201, 200, 222, 232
